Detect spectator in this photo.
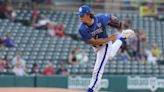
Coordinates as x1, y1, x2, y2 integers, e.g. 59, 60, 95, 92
139, 31, 146, 43
5, 6, 17, 22
68, 48, 79, 64
0, 0, 9, 19
47, 22, 55, 36
45, 0, 53, 5
32, 15, 50, 30
122, 18, 132, 29
54, 23, 65, 37
32, 0, 37, 9
144, 44, 157, 64
76, 50, 89, 64
0, 57, 6, 69
56, 63, 69, 76
2, 34, 16, 48
118, 49, 131, 62
31, 8, 39, 25
0, 59, 6, 75
136, 30, 147, 63
30, 63, 41, 76
12, 63, 27, 76
0, 54, 13, 75
0, 38, 4, 46
68, 48, 88, 65
151, 43, 161, 58
47, 22, 65, 37
2, 54, 12, 69
42, 63, 56, 76
146, 0, 158, 16
0, 0, 16, 22
11, 52, 26, 69
127, 31, 139, 60
31, 0, 44, 9
137, 48, 147, 64
140, 0, 157, 17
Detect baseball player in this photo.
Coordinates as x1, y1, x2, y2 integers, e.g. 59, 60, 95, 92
77, 5, 134, 92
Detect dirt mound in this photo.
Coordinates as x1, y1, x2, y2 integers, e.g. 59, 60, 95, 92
0, 88, 84, 92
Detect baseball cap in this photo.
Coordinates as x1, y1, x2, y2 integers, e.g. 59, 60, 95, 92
77, 5, 92, 16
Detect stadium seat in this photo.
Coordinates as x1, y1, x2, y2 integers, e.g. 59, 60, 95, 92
0, 10, 163, 76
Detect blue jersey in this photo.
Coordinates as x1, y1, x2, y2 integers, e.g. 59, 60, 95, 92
79, 14, 112, 42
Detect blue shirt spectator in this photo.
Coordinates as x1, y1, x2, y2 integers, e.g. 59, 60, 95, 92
2, 34, 15, 48
56, 63, 69, 76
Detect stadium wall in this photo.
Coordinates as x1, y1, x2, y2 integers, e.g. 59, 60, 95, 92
0, 75, 164, 92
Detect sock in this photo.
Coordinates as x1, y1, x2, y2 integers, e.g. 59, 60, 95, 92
87, 88, 93, 92
119, 37, 126, 42
110, 39, 123, 58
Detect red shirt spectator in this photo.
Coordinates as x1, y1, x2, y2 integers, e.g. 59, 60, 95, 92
54, 24, 65, 37
0, 59, 6, 69
31, 9, 39, 25
0, 1, 8, 19
45, 0, 52, 5
32, 9, 39, 18
47, 22, 65, 37
42, 63, 55, 75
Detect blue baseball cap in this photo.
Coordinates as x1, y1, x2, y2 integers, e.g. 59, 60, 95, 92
77, 5, 92, 16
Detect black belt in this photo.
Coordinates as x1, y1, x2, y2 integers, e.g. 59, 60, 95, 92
93, 44, 103, 48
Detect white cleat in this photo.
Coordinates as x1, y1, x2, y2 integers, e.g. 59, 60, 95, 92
121, 29, 135, 39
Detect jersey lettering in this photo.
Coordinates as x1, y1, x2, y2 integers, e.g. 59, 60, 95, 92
90, 27, 103, 37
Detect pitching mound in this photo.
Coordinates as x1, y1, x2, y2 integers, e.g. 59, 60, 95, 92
0, 88, 84, 92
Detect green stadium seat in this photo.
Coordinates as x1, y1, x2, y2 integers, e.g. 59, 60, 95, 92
0, 10, 164, 75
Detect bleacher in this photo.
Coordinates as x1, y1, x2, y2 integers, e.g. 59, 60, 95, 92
0, 9, 164, 75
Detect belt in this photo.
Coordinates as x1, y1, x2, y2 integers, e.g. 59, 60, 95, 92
93, 44, 103, 48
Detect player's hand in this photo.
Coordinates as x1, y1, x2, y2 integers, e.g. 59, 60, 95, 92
110, 34, 117, 41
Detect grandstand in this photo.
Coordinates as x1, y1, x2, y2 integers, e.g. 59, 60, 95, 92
0, 0, 164, 92
0, 8, 164, 75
